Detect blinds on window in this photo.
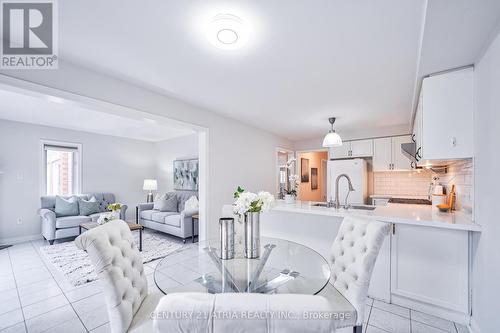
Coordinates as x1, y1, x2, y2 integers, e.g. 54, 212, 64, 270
43, 144, 79, 152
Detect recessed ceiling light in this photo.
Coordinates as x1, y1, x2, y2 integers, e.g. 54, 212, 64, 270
207, 14, 247, 50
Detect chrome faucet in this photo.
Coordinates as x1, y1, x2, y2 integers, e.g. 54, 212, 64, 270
333, 174, 355, 209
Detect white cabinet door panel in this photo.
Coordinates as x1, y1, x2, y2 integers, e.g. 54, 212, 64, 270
368, 231, 391, 302
391, 224, 469, 313
392, 135, 412, 171
351, 139, 373, 157
421, 68, 473, 160
373, 138, 392, 171
329, 143, 350, 159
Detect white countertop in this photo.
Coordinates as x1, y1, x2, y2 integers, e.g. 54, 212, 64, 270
272, 200, 481, 232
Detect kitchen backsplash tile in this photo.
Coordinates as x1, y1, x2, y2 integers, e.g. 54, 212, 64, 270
437, 159, 474, 215
373, 158, 473, 216
373, 170, 433, 197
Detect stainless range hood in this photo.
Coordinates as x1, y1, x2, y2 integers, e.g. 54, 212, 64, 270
401, 142, 454, 173
401, 142, 417, 162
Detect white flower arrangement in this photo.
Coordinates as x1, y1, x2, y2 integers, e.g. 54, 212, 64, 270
287, 174, 300, 196
233, 186, 275, 216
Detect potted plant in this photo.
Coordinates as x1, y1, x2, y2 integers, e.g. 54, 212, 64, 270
97, 203, 122, 225
233, 186, 274, 258
107, 203, 122, 220
285, 175, 299, 204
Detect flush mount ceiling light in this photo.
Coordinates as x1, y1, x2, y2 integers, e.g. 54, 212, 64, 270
207, 14, 248, 50
322, 117, 343, 147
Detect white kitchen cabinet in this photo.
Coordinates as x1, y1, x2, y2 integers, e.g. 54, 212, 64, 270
391, 224, 469, 317
368, 232, 391, 302
373, 137, 392, 171
392, 135, 413, 170
413, 93, 423, 160
350, 139, 373, 157
329, 139, 373, 159
373, 136, 412, 171
329, 144, 350, 159
419, 67, 473, 161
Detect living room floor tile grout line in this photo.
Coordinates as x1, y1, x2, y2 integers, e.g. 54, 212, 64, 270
6, 241, 91, 333
31, 240, 91, 333
6, 246, 29, 333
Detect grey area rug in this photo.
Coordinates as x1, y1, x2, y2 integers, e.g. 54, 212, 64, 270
40, 230, 186, 286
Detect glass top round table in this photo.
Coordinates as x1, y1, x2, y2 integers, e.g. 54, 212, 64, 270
154, 237, 331, 295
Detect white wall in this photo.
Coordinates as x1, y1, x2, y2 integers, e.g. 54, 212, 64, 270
471, 29, 500, 332
154, 133, 198, 193
0, 61, 293, 240
0, 119, 156, 243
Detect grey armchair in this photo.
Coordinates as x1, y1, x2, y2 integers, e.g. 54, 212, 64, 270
39, 193, 128, 244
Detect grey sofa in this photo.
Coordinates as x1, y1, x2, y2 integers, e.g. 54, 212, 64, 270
138, 190, 198, 243
39, 193, 128, 244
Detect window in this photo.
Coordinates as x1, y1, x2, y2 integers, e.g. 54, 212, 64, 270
42, 141, 81, 196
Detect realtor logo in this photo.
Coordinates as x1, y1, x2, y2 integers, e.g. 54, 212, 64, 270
1, 0, 58, 69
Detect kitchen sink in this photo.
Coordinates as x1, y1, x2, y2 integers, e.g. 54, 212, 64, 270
350, 205, 377, 211
311, 203, 376, 210
312, 203, 329, 207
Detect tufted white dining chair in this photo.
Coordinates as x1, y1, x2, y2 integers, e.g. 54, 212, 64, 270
153, 292, 338, 333
319, 215, 391, 333
75, 220, 162, 333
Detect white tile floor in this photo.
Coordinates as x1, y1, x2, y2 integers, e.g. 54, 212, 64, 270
0, 238, 469, 333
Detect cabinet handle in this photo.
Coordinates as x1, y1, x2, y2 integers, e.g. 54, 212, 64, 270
415, 147, 422, 161
392, 224, 396, 235
411, 161, 415, 169
411, 134, 416, 143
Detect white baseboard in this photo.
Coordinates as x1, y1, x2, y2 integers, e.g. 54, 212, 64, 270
0, 234, 43, 245
391, 294, 469, 325
469, 317, 481, 333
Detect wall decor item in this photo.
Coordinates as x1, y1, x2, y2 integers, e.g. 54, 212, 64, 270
173, 159, 199, 190
301, 158, 309, 182
311, 168, 318, 190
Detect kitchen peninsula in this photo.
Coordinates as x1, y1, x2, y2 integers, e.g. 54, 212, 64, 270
261, 200, 480, 325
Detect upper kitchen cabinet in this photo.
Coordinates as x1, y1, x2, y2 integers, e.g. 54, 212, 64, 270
392, 135, 414, 170
373, 135, 413, 171
416, 68, 474, 162
350, 139, 373, 157
329, 143, 350, 159
329, 139, 373, 159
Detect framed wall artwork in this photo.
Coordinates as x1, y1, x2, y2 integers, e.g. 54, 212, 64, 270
173, 159, 199, 191
301, 158, 309, 183
311, 167, 318, 190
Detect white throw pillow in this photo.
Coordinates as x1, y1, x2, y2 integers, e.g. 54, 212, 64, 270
184, 196, 199, 211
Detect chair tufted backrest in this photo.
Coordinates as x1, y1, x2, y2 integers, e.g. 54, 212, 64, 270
75, 220, 147, 333
330, 215, 390, 326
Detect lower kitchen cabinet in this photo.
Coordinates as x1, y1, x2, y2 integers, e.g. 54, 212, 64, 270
390, 224, 469, 321
368, 233, 391, 302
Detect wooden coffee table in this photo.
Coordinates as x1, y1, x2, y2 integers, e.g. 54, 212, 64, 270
79, 221, 144, 251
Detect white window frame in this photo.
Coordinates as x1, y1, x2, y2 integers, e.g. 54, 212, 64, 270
40, 139, 83, 196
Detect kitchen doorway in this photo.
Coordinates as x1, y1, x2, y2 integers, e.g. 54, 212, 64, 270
296, 150, 328, 202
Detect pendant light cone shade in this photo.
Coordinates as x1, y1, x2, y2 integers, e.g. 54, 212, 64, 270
322, 117, 343, 147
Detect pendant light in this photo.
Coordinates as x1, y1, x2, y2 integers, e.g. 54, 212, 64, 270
322, 117, 343, 147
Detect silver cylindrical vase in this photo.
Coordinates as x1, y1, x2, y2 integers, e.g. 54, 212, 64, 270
244, 212, 260, 259
219, 217, 235, 260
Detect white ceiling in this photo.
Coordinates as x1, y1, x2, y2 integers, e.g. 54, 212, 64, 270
14, 1, 500, 141
0, 89, 195, 142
